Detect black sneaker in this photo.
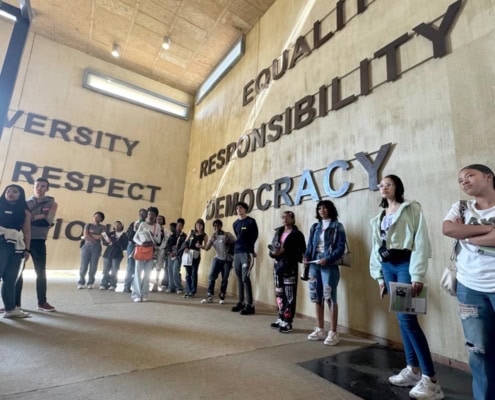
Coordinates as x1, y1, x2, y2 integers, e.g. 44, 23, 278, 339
231, 302, 244, 312
240, 304, 255, 315
270, 318, 283, 329
279, 322, 293, 333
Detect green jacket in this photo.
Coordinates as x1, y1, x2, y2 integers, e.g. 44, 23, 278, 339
370, 201, 431, 284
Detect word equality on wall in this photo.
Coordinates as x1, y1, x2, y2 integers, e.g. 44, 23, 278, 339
204, 143, 391, 220
199, 0, 463, 179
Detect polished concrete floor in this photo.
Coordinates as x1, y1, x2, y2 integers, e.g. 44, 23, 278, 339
0, 271, 470, 400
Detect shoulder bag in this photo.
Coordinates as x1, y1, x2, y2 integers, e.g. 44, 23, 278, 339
440, 200, 467, 296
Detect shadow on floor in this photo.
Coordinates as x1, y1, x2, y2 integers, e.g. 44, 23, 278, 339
299, 344, 473, 400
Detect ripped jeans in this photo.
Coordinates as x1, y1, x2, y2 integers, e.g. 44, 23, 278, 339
308, 263, 339, 304
457, 281, 495, 400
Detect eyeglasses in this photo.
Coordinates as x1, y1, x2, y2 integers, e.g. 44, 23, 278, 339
377, 183, 394, 189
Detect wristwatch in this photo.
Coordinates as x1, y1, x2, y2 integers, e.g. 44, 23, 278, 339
465, 238, 470, 243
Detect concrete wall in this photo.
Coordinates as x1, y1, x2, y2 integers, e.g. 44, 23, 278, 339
0, 21, 192, 270
182, 0, 495, 363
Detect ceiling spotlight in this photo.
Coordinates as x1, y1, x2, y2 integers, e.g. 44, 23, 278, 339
111, 43, 120, 58
162, 36, 171, 50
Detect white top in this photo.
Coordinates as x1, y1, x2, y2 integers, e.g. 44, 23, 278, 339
444, 200, 495, 292
316, 219, 331, 255
133, 222, 162, 246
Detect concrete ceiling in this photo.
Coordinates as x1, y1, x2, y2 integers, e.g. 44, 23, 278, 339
6, 0, 275, 95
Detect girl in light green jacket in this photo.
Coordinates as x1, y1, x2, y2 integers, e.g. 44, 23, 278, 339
369, 174, 444, 400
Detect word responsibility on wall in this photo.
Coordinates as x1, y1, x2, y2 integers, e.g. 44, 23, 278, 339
199, 0, 462, 179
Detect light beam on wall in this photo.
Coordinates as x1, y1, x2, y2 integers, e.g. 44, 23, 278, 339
82, 69, 190, 120
195, 35, 245, 105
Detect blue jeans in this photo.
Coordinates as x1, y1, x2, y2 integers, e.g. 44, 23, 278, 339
457, 281, 495, 400
101, 257, 122, 288
382, 261, 435, 377
308, 262, 340, 304
168, 257, 183, 292
184, 257, 200, 295
206, 258, 232, 299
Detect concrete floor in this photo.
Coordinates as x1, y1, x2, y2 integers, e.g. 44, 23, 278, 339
0, 271, 372, 400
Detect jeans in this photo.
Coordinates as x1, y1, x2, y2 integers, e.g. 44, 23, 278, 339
233, 253, 254, 305
457, 281, 495, 400
79, 241, 102, 285
0, 239, 23, 312
101, 257, 122, 288
308, 260, 340, 304
206, 258, 232, 299
168, 257, 183, 292
132, 259, 153, 299
382, 261, 435, 377
124, 242, 136, 291
185, 257, 200, 295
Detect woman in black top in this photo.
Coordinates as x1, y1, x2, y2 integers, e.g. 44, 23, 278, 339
183, 218, 208, 298
0, 184, 31, 318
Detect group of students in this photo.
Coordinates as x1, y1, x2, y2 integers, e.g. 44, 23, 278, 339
1, 164, 494, 400
258, 164, 494, 400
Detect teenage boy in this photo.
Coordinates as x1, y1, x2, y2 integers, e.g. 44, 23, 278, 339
201, 219, 236, 304
232, 202, 258, 315
20, 178, 58, 311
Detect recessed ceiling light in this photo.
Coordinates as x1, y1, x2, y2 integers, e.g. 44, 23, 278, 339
111, 43, 120, 58
162, 36, 171, 50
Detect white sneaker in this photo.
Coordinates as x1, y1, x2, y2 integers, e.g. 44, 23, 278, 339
324, 331, 340, 346
77, 284, 85, 289
307, 327, 325, 341
87, 284, 94, 289
219, 299, 225, 304
3, 308, 31, 318
409, 375, 444, 399
201, 296, 213, 304
132, 297, 142, 303
389, 366, 422, 387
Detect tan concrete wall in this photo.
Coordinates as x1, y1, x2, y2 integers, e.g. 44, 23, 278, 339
0, 28, 192, 270
182, 0, 495, 363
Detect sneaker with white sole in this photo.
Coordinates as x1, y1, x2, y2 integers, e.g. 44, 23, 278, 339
279, 321, 293, 333
324, 331, 340, 346
77, 284, 85, 290
37, 302, 56, 312
201, 296, 213, 304
270, 318, 283, 329
219, 299, 225, 304
87, 284, 94, 289
409, 375, 444, 399
389, 366, 422, 387
132, 297, 142, 303
308, 327, 325, 341
3, 308, 31, 318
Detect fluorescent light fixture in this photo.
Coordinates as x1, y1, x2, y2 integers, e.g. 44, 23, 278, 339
82, 68, 190, 120
162, 36, 171, 50
111, 43, 120, 58
195, 35, 245, 105
0, 9, 17, 22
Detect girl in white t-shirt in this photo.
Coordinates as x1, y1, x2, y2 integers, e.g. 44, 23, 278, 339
443, 164, 495, 400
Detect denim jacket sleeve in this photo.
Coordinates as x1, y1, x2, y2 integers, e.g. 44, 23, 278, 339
324, 222, 346, 265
